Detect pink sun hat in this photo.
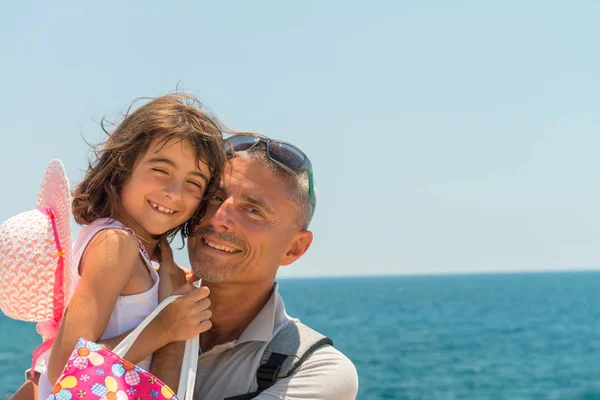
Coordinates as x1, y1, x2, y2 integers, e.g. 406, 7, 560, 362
0, 159, 73, 323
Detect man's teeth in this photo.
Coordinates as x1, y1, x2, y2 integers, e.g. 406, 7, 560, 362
150, 202, 175, 214
205, 240, 238, 253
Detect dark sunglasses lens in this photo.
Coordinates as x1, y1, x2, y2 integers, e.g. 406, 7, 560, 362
268, 142, 307, 172
225, 136, 260, 154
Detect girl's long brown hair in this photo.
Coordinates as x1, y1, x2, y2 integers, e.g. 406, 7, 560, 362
72, 93, 227, 239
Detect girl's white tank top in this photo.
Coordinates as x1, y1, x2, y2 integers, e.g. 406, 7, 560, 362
38, 218, 159, 398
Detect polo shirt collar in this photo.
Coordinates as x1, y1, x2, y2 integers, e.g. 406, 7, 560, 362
237, 282, 286, 344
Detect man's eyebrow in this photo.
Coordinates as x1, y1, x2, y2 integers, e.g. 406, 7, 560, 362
241, 194, 274, 214
148, 157, 209, 184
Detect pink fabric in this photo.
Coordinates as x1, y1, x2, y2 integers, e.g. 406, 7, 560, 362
0, 160, 72, 323
31, 206, 66, 376
47, 338, 178, 400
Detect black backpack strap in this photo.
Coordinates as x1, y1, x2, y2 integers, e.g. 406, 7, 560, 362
223, 353, 289, 400
224, 322, 333, 400
256, 352, 288, 389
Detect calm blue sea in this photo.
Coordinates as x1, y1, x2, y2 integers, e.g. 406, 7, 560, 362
3, 272, 600, 399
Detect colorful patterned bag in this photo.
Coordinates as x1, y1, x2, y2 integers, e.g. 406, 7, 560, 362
47, 294, 199, 400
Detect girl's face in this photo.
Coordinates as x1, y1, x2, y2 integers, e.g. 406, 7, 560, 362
120, 137, 211, 237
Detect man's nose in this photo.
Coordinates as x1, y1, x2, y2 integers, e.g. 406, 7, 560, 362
209, 198, 234, 232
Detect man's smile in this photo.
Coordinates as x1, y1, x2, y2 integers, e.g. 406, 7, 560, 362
202, 237, 242, 254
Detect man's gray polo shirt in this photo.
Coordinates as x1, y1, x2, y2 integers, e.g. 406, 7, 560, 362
193, 283, 358, 400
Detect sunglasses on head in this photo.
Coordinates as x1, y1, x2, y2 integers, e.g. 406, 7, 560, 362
224, 134, 315, 214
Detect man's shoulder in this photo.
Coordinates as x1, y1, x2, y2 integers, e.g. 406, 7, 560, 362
255, 344, 359, 400
267, 321, 358, 398
268, 318, 356, 372
302, 343, 358, 379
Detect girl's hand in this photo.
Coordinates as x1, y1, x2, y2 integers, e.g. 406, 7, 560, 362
157, 284, 212, 342
167, 264, 200, 285
156, 237, 200, 284
185, 268, 200, 285
157, 238, 188, 300
156, 237, 176, 269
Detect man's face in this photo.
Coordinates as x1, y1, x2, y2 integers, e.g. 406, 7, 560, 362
188, 157, 311, 283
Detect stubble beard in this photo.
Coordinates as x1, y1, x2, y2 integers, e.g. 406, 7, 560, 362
190, 254, 239, 284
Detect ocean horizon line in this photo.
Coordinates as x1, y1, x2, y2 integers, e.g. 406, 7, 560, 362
277, 267, 600, 280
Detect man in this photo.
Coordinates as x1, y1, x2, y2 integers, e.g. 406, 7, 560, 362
13, 133, 358, 400
153, 133, 359, 399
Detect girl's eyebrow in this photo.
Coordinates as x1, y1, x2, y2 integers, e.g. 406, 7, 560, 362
148, 157, 209, 184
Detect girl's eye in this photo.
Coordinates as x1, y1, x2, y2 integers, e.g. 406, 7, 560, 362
152, 168, 168, 175
187, 180, 203, 189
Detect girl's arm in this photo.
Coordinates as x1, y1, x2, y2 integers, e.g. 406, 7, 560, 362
47, 229, 212, 385
151, 341, 186, 390
95, 284, 211, 350
11, 372, 39, 400
47, 228, 151, 384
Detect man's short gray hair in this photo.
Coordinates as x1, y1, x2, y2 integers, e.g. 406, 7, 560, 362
232, 142, 316, 230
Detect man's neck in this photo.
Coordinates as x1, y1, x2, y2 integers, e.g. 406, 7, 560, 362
199, 279, 274, 353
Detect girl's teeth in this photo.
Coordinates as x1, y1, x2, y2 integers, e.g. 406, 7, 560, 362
151, 202, 174, 214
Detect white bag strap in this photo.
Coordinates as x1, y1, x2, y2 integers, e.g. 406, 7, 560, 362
112, 294, 199, 400
177, 329, 199, 398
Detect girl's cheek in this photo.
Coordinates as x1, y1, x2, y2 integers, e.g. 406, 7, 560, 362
184, 198, 202, 216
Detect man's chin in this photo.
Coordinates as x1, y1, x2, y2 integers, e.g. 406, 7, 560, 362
191, 263, 237, 284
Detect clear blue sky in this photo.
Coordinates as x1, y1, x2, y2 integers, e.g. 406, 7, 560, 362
1, 1, 600, 277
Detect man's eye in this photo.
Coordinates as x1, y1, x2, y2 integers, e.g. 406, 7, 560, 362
211, 195, 224, 202
248, 207, 262, 216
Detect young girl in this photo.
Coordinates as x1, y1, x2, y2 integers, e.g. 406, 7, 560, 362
36, 94, 227, 399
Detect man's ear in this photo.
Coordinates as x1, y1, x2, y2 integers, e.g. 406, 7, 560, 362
279, 230, 313, 266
